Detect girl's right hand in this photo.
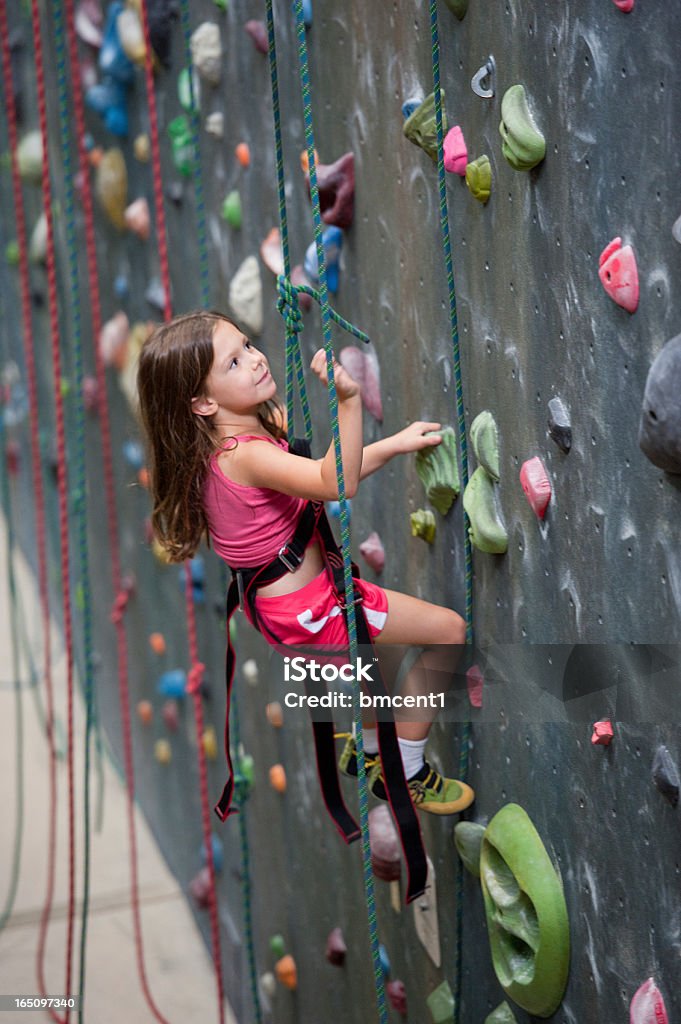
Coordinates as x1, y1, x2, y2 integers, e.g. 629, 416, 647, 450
310, 348, 360, 401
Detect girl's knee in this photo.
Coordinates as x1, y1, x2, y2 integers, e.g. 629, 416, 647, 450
434, 606, 466, 645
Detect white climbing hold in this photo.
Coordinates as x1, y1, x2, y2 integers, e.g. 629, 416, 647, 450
229, 256, 263, 335
205, 112, 224, 138
190, 23, 223, 85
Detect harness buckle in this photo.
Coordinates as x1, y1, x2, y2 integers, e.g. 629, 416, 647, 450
235, 570, 245, 611
278, 544, 303, 573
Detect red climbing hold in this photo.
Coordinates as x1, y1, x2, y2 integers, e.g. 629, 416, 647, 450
630, 978, 669, 1024
466, 664, 484, 708
325, 927, 347, 966
520, 457, 551, 519
386, 980, 408, 1016
598, 237, 639, 313
612, 0, 634, 11
591, 719, 614, 746
304, 152, 355, 229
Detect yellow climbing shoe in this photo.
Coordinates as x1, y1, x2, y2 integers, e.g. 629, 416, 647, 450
369, 760, 475, 815
336, 733, 379, 779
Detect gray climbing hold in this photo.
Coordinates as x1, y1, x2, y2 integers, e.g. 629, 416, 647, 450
548, 397, 572, 453
652, 746, 679, 807
639, 334, 681, 473
470, 410, 500, 481
672, 214, 681, 245
454, 821, 485, 877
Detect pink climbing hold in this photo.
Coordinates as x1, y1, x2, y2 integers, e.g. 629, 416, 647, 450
244, 20, 269, 54
612, 0, 634, 11
591, 719, 614, 746
369, 805, 401, 882
466, 664, 484, 708
630, 978, 669, 1024
162, 699, 180, 732
291, 264, 313, 311
339, 346, 383, 421
305, 152, 355, 230
325, 927, 347, 966
598, 237, 639, 313
359, 532, 385, 574
520, 457, 551, 519
189, 866, 212, 910
260, 227, 284, 277
443, 125, 468, 176
386, 980, 408, 1016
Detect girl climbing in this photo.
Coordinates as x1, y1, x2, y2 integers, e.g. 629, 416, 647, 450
137, 309, 474, 822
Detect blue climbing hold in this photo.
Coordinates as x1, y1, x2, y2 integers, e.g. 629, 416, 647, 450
401, 97, 422, 120
379, 944, 391, 978
158, 669, 187, 700
99, 2, 135, 85
327, 498, 351, 521
179, 555, 206, 604
114, 274, 129, 299
85, 79, 129, 137
200, 834, 224, 874
122, 439, 144, 469
303, 226, 343, 295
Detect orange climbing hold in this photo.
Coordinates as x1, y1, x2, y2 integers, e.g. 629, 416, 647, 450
149, 632, 166, 655
269, 763, 287, 793
235, 142, 251, 167
137, 699, 153, 725
275, 954, 297, 990
265, 701, 284, 727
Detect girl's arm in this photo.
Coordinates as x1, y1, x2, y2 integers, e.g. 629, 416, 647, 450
359, 421, 442, 480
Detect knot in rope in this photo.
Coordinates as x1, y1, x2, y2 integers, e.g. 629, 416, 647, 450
186, 661, 206, 694
276, 275, 303, 335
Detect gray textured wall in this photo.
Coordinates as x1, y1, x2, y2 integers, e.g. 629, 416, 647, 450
1, 1, 680, 1022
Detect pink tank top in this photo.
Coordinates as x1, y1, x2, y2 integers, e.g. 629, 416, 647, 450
202, 434, 306, 568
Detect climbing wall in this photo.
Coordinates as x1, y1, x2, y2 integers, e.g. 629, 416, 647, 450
1, 1, 680, 1022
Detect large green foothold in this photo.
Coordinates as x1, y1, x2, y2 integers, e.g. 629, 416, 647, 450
481, 804, 570, 1018
465, 154, 491, 203
485, 1002, 517, 1023
427, 980, 455, 1024
221, 190, 242, 229
470, 410, 500, 481
463, 467, 508, 554
443, 0, 468, 19
403, 91, 447, 163
499, 85, 546, 172
415, 426, 460, 515
410, 508, 436, 544
454, 820, 486, 877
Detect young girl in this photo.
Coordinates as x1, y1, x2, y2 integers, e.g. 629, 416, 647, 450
137, 310, 474, 818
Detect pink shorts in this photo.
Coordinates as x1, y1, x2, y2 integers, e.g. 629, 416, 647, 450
250, 568, 389, 648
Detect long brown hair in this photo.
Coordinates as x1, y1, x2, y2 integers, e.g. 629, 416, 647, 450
137, 310, 285, 562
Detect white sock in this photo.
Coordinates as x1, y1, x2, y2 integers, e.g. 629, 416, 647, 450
398, 737, 427, 780
355, 725, 379, 754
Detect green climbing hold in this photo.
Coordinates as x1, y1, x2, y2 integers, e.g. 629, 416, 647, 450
454, 820, 486, 877
410, 509, 436, 544
403, 92, 447, 163
415, 426, 460, 514
5, 240, 19, 266
221, 190, 242, 229
177, 67, 199, 112
463, 467, 508, 554
269, 934, 286, 959
465, 155, 492, 204
168, 115, 195, 177
443, 0, 468, 19
470, 410, 500, 481
480, 804, 570, 1018
427, 980, 455, 1024
485, 1002, 517, 1024
499, 85, 546, 171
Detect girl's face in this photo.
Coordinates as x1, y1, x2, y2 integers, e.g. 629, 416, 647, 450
195, 320, 277, 421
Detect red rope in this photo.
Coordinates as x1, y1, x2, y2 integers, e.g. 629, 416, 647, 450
29, 0, 77, 1019
0, 10, 63, 1024
139, 0, 225, 1016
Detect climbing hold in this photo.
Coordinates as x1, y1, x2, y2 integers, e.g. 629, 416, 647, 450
202, 726, 218, 760
205, 112, 224, 138
465, 154, 492, 203
145, 279, 168, 315
200, 834, 224, 873
81, 376, 99, 413
413, 858, 441, 967
466, 664, 484, 707
244, 20, 268, 55
229, 256, 263, 334
117, 6, 147, 65
95, 148, 128, 229
302, 0, 313, 28
598, 237, 639, 313
122, 439, 144, 469
291, 265, 313, 310
630, 979, 669, 1024
547, 397, 572, 453
463, 467, 508, 554
415, 426, 460, 515
480, 803, 570, 1018
259, 972, 276, 999
190, 22, 222, 85
274, 954, 297, 991
260, 227, 284, 277
426, 980, 455, 1024
403, 91, 447, 163
168, 115, 195, 176
444, 0, 468, 18
378, 944, 391, 977
177, 67, 200, 113
386, 980, 407, 1016
161, 700, 179, 732
304, 152, 355, 229
591, 719, 614, 746
99, 311, 130, 369
327, 499, 350, 520
166, 181, 184, 205
368, 805, 401, 882
188, 866, 211, 910
499, 85, 546, 171
639, 334, 681, 473
234, 752, 254, 799
303, 226, 343, 295
99, 1, 135, 84
401, 97, 421, 120
29, 213, 47, 265
339, 346, 383, 421
269, 934, 286, 959
158, 669, 186, 699
75, 0, 104, 48
519, 457, 551, 519
443, 125, 467, 175
613, 0, 634, 11
265, 702, 284, 727
124, 198, 150, 240
652, 746, 679, 806
242, 658, 259, 685
325, 927, 347, 966
136, 699, 153, 725
410, 509, 436, 544
299, 148, 319, 174
5, 440, 20, 476
485, 1002, 517, 1023
359, 532, 385, 574
235, 141, 251, 167
454, 820, 486, 877
5, 241, 20, 266
269, 763, 287, 793
148, 632, 166, 655
154, 739, 171, 764
85, 76, 129, 137
113, 274, 129, 299
17, 130, 43, 184
221, 190, 242, 229
470, 411, 500, 481
672, 214, 681, 245
133, 133, 150, 162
